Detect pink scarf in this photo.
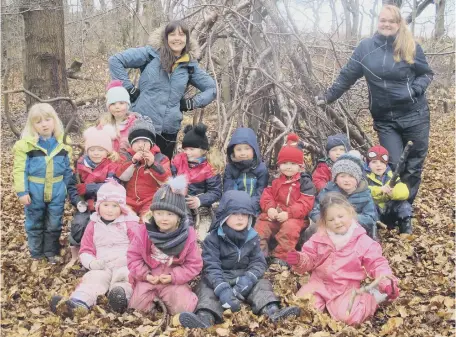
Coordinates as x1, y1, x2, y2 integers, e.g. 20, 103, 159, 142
326, 221, 358, 250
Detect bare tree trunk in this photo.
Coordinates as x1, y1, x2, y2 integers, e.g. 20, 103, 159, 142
142, 0, 165, 44
80, 0, 94, 18
312, 3, 320, 34
341, 0, 353, 40
411, 0, 417, 35
328, 0, 339, 35
435, 0, 446, 38
21, 0, 71, 123
370, 0, 378, 36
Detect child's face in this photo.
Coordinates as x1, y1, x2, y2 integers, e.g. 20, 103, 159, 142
328, 145, 346, 162
132, 139, 152, 153
153, 210, 180, 233
335, 173, 358, 194
183, 147, 206, 161
99, 201, 122, 221
232, 144, 254, 161
225, 213, 250, 231
33, 116, 55, 138
279, 162, 301, 177
87, 146, 108, 164
109, 101, 129, 120
369, 159, 387, 176
325, 205, 353, 234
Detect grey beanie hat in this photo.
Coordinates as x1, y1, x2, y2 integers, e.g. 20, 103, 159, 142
128, 116, 156, 145
331, 153, 364, 185
326, 133, 351, 152
150, 176, 187, 218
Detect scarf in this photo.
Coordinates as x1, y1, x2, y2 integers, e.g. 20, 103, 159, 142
146, 218, 189, 257
222, 223, 250, 248
188, 156, 207, 168
231, 157, 258, 172
83, 155, 99, 170
326, 221, 357, 251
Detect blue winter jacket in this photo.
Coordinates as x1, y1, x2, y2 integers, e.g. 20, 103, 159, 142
108, 27, 216, 134
223, 128, 269, 215
325, 33, 433, 120
309, 180, 378, 229
203, 191, 267, 290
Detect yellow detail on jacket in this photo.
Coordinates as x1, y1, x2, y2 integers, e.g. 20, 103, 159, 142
366, 168, 409, 210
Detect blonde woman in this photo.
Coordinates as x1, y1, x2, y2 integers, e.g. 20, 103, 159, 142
12, 103, 73, 264
316, 5, 433, 226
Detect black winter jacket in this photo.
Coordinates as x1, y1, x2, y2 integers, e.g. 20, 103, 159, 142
325, 33, 433, 120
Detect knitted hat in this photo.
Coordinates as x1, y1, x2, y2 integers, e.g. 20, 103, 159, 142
182, 123, 209, 150
150, 175, 188, 218
128, 116, 156, 145
106, 80, 131, 109
326, 133, 351, 152
95, 178, 130, 215
277, 145, 304, 165
83, 126, 116, 153
367, 145, 389, 164
331, 153, 364, 185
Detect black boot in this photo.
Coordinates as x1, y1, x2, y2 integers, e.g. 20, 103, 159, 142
262, 303, 301, 323
180, 310, 215, 328
398, 217, 413, 234
108, 286, 128, 313
50, 295, 64, 314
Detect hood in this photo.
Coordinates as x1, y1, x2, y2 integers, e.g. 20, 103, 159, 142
227, 128, 262, 163
148, 25, 201, 60
209, 190, 256, 232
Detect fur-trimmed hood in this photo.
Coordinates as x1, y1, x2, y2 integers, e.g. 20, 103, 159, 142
148, 25, 201, 60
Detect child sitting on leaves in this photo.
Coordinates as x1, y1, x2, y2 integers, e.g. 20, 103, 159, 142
127, 176, 203, 315
255, 143, 315, 266
116, 117, 171, 221
179, 190, 300, 328
365, 145, 412, 234
223, 127, 269, 215
67, 126, 119, 265
171, 123, 222, 214
51, 179, 140, 317
312, 133, 350, 192
287, 192, 399, 326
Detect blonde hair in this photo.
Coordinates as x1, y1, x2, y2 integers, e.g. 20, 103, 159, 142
380, 5, 416, 64
22, 103, 65, 140
97, 112, 122, 138
317, 192, 357, 228
206, 147, 225, 175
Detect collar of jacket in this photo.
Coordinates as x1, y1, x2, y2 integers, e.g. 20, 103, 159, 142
90, 211, 139, 224
311, 224, 367, 247
365, 166, 393, 185
24, 134, 67, 154
217, 224, 257, 244
278, 172, 301, 183
373, 32, 396, 46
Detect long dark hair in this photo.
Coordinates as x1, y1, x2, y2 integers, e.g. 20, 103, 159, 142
160, 21, 190, 73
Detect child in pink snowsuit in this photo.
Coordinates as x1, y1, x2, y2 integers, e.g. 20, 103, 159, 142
127, 176, 203, 315
286, 192, 399, 326
51, 179, 140, 316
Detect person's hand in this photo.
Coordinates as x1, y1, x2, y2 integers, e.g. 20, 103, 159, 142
132, 152, 143, 163
180, 98, 195, 112
276, 212, 289, 223
286, 251, 301, 266
381, 185, 393, 196
143, 152, 155, 167
267, 208, 278, 221
77, 201, 88, 213
186, 196, 201, 210
315, 95, 326, 106
146, 274, 160, 285
129, 87, 140, 103
89, 259, 106, 270
159, 274, 172, 284
19, 194, 31, 205
232, 273, 257, 300
378, 277, 399, 300
76, 184, 86, 195
214, 283, 241, 312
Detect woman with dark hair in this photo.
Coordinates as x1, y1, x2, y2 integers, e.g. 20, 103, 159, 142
316, 5, 433, 219
109, 21, 216, 159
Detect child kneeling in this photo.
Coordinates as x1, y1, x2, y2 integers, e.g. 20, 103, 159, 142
127, 176, 203, 315
51, 179, 139, 316
287, 192, 399, 326
179, 190, 300, 328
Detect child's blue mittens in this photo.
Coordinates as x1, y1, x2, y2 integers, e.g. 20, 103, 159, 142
233, 271, 257, 300
214, 282, 241, 312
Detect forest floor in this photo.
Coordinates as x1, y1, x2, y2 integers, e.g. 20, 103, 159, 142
1, 85, 455, 336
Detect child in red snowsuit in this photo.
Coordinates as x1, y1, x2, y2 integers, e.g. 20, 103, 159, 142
117, 117, 171, 221
127, 176, 203, 315
255, 143, 314, 265
287, 192, 399, 326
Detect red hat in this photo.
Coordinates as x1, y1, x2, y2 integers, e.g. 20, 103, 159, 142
277, 145, 304, 165
286, 133, 299, 144
367, 145, 389, 164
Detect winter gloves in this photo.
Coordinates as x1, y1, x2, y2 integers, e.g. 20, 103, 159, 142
129, 87, 140, 103
286, 251, 301, 266
180, 98, 195, 111
89, 259, 106, 270
379, 277, 400, 300
233, 272, 257, 300
214, 283, 241, 312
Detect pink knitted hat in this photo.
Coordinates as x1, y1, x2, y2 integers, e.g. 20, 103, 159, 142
83, 126, 116, 153
95, 178, 130, 215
